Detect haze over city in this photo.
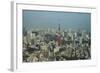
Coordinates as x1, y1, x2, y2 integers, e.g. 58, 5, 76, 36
23, 10, 91, 32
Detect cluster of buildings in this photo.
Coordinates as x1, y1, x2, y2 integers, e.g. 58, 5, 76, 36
23, 24, 91, 62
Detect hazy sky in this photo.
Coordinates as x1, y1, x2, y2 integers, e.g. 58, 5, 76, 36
23, 10, 91, 32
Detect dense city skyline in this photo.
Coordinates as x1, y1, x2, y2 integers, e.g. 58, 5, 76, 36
23, 10, 91, 62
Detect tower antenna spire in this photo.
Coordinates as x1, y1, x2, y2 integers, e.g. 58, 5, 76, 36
58, 24, 60, 32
